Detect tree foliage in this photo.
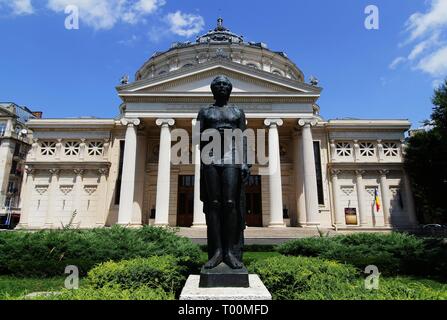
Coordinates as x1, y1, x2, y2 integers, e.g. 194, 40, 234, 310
405, 79, 447, 224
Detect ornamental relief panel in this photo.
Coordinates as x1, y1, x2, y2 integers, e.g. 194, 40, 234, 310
35, 185, 49, 195
36, 139, 109, 160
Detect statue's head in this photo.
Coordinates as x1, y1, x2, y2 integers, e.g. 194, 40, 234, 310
211, 75, 233, 102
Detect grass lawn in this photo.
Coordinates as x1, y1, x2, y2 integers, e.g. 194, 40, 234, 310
0, 276, 68, 300
198, 250, 281, 266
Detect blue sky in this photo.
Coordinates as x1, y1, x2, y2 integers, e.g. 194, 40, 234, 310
1, 0, 447, 128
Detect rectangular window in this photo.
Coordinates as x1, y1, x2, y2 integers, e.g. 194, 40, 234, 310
313, 141, 324, 205
0, 122, 6, 136
7, 181, 16, 194
10, 161, 18, 175
114, 140, 125, 205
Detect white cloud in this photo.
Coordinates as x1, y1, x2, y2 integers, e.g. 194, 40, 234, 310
405, 0, 447, 41
389, 57, 406, 70
391, 0, 447, 79
166, 10, 204, 37
46, 0, 165, 30
417, 45, 447, 76
0, 0, 34, 15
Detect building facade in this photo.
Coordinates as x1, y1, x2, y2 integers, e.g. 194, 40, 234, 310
17, 19, 417, 230
0, 103, 37, 228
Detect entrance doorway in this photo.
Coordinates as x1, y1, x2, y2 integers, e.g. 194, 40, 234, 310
177, 175, 263, 227
177, 175, 194, 227
245, 175, 263, 227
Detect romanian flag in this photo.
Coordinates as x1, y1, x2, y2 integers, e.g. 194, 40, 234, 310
374, 188, 381, 212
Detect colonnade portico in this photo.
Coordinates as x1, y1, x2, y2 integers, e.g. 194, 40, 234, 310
329, 168, 417, 229
116, 116, 324, 229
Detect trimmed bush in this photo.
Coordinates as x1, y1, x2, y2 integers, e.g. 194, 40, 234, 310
27, 285, 174, 300
250, 255, 359, 300
0, 226, 202, 277
87, 256, 184, 294
250, 256, 447, 300
277, 233, 447, 278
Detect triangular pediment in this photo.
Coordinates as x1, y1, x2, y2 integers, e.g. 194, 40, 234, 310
117, 60, 321, 97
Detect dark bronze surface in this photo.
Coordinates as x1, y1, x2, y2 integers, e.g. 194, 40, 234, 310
197, 75, 250, 276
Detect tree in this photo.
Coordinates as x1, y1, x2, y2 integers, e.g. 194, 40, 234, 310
404, 79, 447, 224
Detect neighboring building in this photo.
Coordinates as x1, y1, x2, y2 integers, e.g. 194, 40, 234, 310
0, 103, 37, 228
17, 19, 417, 230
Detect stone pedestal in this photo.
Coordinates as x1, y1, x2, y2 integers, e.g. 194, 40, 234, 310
180, 275, 272, 300
199, 263, 249, 288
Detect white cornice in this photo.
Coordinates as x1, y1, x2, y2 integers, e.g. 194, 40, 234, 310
118, 60, 321, 95
326, 119, 411, 130
27, 119, 117, 130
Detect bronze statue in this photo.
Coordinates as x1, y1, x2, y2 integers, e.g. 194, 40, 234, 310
197, 75, 250, 270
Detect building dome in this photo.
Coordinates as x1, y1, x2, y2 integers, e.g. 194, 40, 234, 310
135, 18, 304, 82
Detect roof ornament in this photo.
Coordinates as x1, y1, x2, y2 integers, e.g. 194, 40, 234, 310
120, 75, 129, 85
217, 17, 225, 31
309, 75, 319, 86
215, 48, 229, 59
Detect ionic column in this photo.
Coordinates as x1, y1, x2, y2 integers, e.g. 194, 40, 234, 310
355, 170, 368, 227
44, 169, 60, 228
17, 167, 35, 229
154, 118, 175, 226
192, 119, 206, 228
117, 118, 140, 225
293, 133, 307, 226
379, 170, 391, 227
403, 172, 418, 225
96, 168, 109, 227
330, 169, 345, 227
299, 118, 320, 226
265, 119, 285, 227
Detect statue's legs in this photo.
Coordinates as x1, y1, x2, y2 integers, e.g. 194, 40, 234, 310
222, 167, 243, 269
203, 165, 224, 269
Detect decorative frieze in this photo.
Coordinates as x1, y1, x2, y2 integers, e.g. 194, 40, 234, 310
60, 185, 73, 195
84, 185, 98, 196
35, 185, 48, 195
341, 186, 354, 196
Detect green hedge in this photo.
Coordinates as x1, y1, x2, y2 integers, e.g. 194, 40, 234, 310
250, 256, 447, 300
87, 256, 185, 294
277, 233, 447, 278
249, 255, 358, 300
0, 226, 202, 277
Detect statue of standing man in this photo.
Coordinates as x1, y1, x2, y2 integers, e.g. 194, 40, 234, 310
197, 75, 250, 270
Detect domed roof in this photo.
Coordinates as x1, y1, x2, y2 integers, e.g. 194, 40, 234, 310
135, 18, 305, 82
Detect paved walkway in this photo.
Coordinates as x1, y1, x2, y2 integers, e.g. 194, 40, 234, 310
177, 227, 337, 245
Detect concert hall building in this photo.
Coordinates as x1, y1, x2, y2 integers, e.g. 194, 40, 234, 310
16, 19, 417, 232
